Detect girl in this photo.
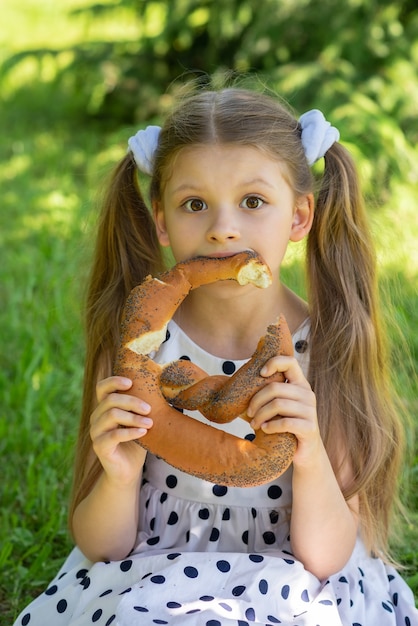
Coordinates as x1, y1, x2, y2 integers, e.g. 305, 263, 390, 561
14, 86, 417, 626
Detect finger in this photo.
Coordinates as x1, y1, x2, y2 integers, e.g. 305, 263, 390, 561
260, 355, 310, 387
91, 403, 152, 433
250, 398, 311, 430
96, 376, 133, 404
259, 415, 299, 435
248, 379, 311, 417
93, 425, 150, 457
260, 415, 318, 437
91, 392, 151, 426
248, 386, 316, 428
250, 394, 296, 424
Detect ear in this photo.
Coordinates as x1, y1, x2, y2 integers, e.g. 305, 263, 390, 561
152, 201, 170, 247
290, 193, 314, 242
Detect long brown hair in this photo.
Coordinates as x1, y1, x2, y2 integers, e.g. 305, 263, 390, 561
70, 86, 405, 560
70, 157, 164, 517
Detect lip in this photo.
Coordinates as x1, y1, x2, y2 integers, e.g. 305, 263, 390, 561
204, 252, 239, 259
203, 248, 254, 259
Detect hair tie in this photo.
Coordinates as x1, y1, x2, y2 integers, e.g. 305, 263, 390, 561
299, 110, 339, 166
128, 125, 161, 175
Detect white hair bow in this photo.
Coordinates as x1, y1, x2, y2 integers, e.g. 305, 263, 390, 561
128, 125, 161, 175
299, 109, 340, 165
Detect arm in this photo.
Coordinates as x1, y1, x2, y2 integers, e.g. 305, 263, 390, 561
290, 439, 359, 579
248, 356, 358, 580
71, 376, 153, 562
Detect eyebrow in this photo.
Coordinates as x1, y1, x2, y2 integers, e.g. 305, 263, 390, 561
171, 178, 276, 196
171, 183, 202, 195
243, 178, 276, 190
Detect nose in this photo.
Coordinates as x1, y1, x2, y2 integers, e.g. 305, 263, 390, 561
206, 208, 241, 244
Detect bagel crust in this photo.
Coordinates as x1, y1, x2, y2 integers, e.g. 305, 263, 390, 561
114, 251, 296, 487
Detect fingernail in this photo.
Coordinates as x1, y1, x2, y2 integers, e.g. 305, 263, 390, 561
260, 366, 268, 376
142, 417, 153, 426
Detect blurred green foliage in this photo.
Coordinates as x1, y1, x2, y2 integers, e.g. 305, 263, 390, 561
2, 0, 418, 198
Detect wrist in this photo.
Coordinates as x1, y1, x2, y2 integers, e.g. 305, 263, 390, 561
292, 436, 327, 473
100, 467, 143, 492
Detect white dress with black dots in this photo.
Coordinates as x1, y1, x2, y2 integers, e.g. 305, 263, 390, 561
14, 320, 418, 626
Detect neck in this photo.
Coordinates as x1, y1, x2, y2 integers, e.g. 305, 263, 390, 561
173, 280, 308, 360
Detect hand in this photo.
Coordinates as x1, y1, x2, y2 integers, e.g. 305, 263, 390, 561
90, 376, 153, 485
247, 356, 320, 466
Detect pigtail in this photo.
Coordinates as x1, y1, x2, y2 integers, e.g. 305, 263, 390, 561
307, 143, 404, 558
69, 155, 164, 528
84, 154, 164, 364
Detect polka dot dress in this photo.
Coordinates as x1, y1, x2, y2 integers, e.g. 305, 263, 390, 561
14, 320, 418, 626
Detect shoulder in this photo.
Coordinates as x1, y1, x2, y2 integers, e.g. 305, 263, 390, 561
280, 283, 309, 335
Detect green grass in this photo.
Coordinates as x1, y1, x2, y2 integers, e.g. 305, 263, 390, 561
1, 1, 417, 623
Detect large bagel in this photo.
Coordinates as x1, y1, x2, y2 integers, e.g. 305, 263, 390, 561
113, 251, 296, 487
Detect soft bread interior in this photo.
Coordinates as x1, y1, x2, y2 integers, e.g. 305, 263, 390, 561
237, 260, 271, 288
127, 325, 168, 355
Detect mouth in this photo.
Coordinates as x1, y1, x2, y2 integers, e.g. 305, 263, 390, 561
203, 248, 255, 259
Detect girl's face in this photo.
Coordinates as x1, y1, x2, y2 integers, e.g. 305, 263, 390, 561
154, 144, 313, 278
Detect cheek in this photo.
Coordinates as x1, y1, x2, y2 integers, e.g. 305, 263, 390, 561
261, 221, 292, 264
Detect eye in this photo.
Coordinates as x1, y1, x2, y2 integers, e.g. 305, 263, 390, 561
183, 198, 207, 212
241, 195, 264, 210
